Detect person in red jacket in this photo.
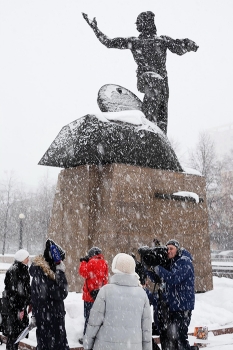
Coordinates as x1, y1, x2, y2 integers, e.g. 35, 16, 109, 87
78, 247, 108, 344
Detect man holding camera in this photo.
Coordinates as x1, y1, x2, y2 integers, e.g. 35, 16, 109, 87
141, 239, 196, 350
78, 247, 108, 345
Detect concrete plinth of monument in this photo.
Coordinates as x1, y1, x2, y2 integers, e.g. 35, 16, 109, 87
48, 163, 213, 292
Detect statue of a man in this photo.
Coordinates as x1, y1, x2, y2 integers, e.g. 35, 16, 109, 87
82, 11, 198, 134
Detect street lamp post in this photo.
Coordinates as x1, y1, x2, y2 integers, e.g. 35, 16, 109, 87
19, 213, 25, 249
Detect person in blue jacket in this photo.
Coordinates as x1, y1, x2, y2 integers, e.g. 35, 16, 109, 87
151, 239, 195, 350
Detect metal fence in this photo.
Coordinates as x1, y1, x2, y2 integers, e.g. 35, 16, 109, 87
212, 258, 233, 278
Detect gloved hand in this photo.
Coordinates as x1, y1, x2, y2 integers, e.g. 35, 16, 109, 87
80, 256, 89, 262
150, 268, 161, 284
29, 316, 37, 330
152, 266, 160, 276
56, 261, 66, 272
50, 244, 61, 263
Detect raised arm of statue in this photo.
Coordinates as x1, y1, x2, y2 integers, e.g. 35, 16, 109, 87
82, 13, 98, 30
160, 35, 199, 56
82, 12, 130, 50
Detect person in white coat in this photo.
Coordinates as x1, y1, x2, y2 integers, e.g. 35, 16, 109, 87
83, 253, 152, 350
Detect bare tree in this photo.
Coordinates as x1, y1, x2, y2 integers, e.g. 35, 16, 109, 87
209, 170, 233, 249
28, 173, 56, 252
0, 171, 56, 255
188, 132, 218, 190
209, 151, 233, 249
168, 136, 187, 165
188, 133, 233, 249
0, 172, 19, 254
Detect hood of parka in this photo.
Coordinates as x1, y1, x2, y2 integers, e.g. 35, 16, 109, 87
29, 255, 55, 280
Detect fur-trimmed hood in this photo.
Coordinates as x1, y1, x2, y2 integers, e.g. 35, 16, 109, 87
31, 255, 55, 280
29, 253, 69, 340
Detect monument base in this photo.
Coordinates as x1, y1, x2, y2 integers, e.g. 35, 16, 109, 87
48, 163, 213, 292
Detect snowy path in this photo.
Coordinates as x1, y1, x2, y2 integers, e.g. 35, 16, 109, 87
0, 335, 233, 350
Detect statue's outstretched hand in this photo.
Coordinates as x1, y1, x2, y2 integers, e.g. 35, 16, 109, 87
184, 39, 199, 52
82, 13, 97, 29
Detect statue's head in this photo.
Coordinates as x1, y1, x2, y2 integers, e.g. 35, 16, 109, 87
136, 11, 157, 34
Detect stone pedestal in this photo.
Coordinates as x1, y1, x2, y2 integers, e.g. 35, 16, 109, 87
48, 164, 213, 292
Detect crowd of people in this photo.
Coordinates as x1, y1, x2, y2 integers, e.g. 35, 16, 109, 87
0, 237, 198, 350
0, 239, 69, 350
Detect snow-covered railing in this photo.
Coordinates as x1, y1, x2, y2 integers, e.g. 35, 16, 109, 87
212, 260, 233, 279
211, 258, 233, 263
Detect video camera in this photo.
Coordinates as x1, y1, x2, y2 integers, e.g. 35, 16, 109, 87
138, 245, 169, 269
131, 245, 169, 285
131, 253, 147, 285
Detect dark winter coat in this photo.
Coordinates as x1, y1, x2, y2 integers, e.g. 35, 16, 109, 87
155, 248, 195, 312
79, 254, 108, 302
29, 255, 69, 350
2, 261, 31, 336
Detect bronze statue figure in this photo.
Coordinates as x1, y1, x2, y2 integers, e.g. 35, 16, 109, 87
82, 11, 198, 134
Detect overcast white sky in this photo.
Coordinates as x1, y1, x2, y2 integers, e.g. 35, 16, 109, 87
0, 0, 233, 188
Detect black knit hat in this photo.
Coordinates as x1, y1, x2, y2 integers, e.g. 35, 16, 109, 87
88, 247, 102, 258
166, 239, 180, 249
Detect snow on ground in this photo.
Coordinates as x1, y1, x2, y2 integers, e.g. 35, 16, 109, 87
1, 265, 233, 349
0, 263, 11, 270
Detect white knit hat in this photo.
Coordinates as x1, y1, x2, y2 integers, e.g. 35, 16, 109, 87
112, 253, 136, 275
14, 249, 29, 262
